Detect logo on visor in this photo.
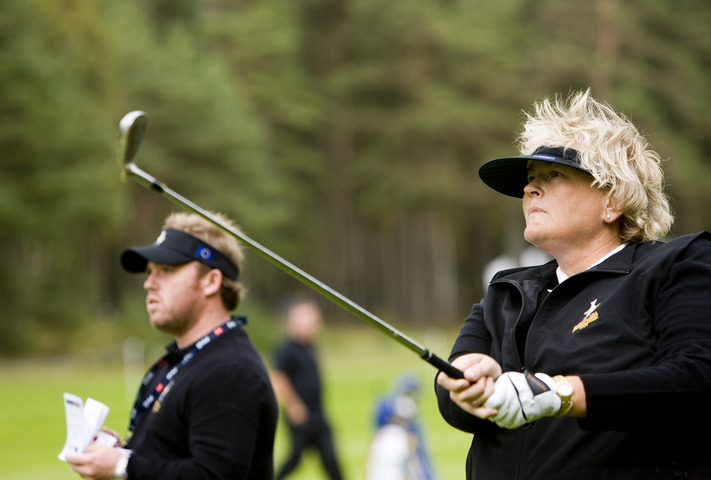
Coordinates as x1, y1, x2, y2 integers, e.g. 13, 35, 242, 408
155, 230, 167, 245
196, 246, 214, 261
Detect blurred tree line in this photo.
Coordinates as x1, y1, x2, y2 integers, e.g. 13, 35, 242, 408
1, 0, 710, 356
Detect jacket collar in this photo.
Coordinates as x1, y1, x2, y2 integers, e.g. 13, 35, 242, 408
491, 242, 637, 287
586, 242, 635, 275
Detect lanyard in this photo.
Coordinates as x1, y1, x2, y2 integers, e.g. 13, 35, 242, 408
127, 316, 246, 438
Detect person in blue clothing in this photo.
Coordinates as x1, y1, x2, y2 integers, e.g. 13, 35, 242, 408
436, 89, 711, 479
364, 373, 434, 480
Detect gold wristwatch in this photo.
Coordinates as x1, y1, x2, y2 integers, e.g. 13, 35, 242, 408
553, 375, 574, 417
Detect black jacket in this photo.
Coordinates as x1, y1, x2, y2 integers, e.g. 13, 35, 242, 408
126, 325, 278, 480
273, 339, 323, 417
437, 232, 711, 479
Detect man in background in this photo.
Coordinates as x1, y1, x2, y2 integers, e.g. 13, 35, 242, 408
271, 300, 344, 480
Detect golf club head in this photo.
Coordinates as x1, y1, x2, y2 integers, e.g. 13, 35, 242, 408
113, 109, 464, 380
118, 111, 148, 171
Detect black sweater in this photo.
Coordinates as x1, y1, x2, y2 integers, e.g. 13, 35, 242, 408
126, 325, 278, 480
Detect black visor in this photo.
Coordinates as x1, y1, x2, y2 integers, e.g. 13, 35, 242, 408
120, 228, 239, 280
478, 146, 589, 198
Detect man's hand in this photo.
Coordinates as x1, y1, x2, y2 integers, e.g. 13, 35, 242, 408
65, 443, 120, 480
436, 353, 503, 419
285, 399, 309, 425
483, 371, 561, 429
98, 426, 122, 447
271, 370, 309, 425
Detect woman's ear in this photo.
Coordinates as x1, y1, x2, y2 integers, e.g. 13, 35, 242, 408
603, 198, 624, 224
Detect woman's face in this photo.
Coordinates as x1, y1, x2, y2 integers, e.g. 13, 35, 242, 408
522, 161, 610, 256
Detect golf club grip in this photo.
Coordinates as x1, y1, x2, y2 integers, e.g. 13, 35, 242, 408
424, 351, 464, 379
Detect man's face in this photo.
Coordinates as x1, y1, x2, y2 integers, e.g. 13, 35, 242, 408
143, 261, 206, 337
288, 303, 322, 344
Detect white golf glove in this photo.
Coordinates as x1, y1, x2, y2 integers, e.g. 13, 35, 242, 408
483, 370, 561, 429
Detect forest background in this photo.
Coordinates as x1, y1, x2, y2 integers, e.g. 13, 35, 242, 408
2, 0, 711, 358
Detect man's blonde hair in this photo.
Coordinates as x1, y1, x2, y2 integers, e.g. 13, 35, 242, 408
518, 89, 673, 242
164, 211, 246, 310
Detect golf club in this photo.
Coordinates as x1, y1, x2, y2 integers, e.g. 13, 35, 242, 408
117, 110, 464, 380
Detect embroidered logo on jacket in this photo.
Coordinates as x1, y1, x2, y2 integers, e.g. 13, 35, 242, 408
572, 299, 600, 332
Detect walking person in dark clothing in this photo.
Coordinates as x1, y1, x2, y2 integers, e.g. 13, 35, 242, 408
271, 300, 344, 480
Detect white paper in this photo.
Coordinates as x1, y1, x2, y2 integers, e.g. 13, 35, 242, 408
58, 393, 110, 462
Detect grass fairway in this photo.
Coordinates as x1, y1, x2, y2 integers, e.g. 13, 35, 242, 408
0, 325, 471, 479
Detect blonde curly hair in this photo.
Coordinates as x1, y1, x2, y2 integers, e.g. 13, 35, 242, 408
518, 89, 673, 242
163, 212, 246, 310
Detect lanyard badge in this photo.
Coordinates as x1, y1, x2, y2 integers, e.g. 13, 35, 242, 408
125, 317, 245, 442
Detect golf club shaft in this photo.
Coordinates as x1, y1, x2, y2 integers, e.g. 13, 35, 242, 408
118, 112, 463, 380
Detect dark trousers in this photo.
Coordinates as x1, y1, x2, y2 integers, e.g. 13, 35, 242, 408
276, 414, 343, 480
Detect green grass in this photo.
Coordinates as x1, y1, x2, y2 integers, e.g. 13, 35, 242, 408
0, 325, 471, 479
